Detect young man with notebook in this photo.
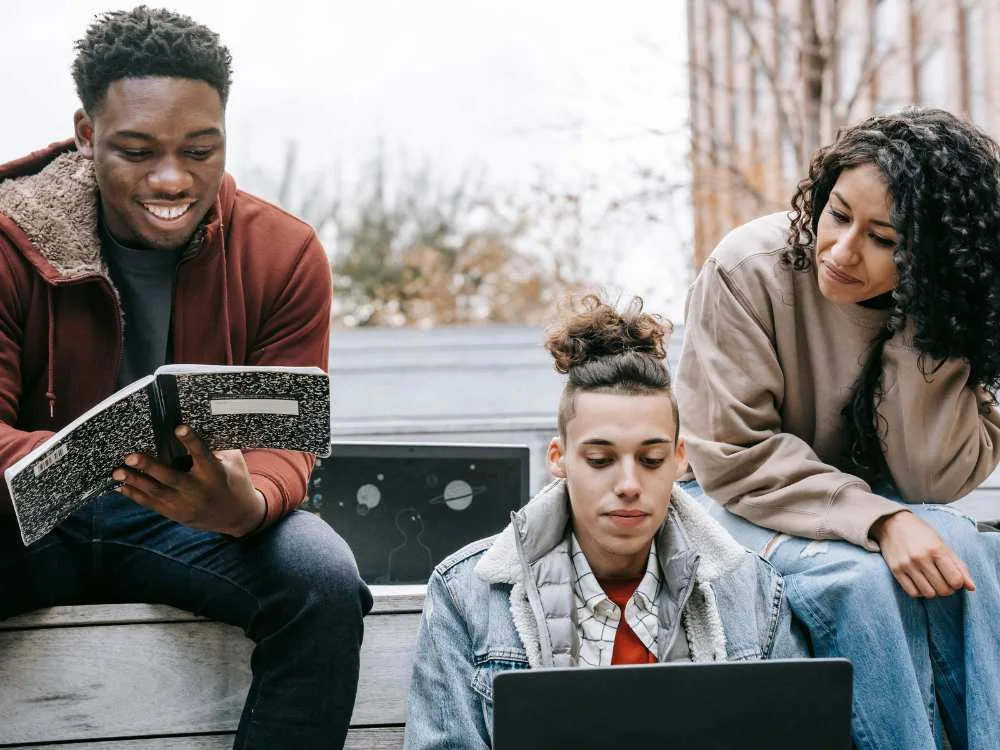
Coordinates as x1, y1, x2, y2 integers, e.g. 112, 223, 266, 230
0, 8, 369, 748
403, 296, 808, 749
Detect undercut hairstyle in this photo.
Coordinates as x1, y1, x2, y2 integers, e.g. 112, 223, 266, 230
785, 107, 1000, 483
545, 294, 679, 440
72, 5, 233, 114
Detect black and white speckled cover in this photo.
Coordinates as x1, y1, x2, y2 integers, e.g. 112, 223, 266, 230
4, 365, 331, 546
163, 367, 331, 458
5, 378, 157, 546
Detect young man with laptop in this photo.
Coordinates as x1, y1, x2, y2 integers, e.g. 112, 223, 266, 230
403, 295, 812, 749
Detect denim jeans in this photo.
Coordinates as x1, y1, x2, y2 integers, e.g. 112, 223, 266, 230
0, 491, 373, 750
680, 480, 1000, 750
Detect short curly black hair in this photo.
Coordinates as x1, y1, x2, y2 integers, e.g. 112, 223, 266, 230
785, 107, 1000, 483
72, 5, 232, 114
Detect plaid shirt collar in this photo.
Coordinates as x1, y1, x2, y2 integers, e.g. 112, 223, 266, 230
570, 533, 661, 666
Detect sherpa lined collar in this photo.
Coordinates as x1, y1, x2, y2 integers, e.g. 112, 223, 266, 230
0, 150, 104, 281
475, 480, 748, 588
0, 144, 234, 283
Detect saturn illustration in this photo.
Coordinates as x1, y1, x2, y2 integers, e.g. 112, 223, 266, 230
428, 479, 487, 511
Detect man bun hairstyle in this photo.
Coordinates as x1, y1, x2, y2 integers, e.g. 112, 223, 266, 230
72, 5, 233, 114
545, 294, 678, 438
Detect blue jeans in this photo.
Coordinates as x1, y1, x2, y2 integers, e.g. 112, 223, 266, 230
0, 491, 373, 749
680, 480, 1000, 750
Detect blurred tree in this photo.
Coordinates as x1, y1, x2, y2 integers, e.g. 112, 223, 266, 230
688, 0, 910, 265
269, 144, 591, 327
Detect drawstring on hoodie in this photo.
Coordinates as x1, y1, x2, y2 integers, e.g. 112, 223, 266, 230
46, 287, 56, 419
218, 223, 233, 365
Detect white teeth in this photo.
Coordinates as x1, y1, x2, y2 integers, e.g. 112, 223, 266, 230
143, 203, 192, 220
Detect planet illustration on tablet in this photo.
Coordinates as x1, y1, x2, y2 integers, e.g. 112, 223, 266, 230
428, 479, 487, 511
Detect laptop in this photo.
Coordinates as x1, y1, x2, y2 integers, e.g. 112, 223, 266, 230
493, 658, 853, 750
305, 441, 530, 584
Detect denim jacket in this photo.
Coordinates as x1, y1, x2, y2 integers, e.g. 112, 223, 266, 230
403, 481, 807, 749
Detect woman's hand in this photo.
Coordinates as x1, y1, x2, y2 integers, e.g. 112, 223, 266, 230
869, 511, 976, 598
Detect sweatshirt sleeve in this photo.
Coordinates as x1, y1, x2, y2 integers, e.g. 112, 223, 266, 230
0, 238, 54, 513
243, 231, 332, 526
877, 339, 1000, 502
676, 258, 903, 550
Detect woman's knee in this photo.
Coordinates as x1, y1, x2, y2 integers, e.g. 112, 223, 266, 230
784, 541, 899, 604
915, 505, 990, 561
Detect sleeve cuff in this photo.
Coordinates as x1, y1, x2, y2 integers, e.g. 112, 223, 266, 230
249, 472, 288, 528
827, 484, 910, 551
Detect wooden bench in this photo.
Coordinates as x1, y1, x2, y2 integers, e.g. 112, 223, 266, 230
0, 585, 424, 749
2, 463, 996, 749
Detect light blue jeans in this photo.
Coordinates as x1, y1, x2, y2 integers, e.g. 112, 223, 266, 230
680, 480, 1000, 750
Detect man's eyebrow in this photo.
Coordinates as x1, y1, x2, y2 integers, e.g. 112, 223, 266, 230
831, 190, 894, 229
184, 127, 223, 139
110, 127, 223, 140
110, 130, 154, 141
579, 437, 673, 446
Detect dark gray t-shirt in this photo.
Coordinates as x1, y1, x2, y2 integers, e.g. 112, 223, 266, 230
100, 224, 183, 388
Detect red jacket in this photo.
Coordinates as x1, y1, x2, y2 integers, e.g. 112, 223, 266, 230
0, 140, 332, 525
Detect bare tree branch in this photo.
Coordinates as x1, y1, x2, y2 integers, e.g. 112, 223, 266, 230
709, 0, 806, 162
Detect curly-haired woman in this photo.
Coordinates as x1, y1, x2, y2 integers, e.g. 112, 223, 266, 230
676, 107, 1000, 750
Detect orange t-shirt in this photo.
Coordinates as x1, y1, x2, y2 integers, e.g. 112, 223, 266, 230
597, 577, 657, 665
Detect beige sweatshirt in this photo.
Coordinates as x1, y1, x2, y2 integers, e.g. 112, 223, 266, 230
676, 213, 1000, 550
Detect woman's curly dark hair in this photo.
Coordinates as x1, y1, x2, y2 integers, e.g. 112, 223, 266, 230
785, 107, 1000, 482
545, 294, 678, 438
72, 6, 233, 114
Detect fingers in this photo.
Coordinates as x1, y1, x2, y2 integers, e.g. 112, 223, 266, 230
960, 562, 977, 592
114, 464, 168, 511
890, 545, 976, 599
933, 552, 976, 593
115, 481, 157, 510
891, 569, 920, 599
117, 452, 183, 488
174, 425, 215, 467
912, 559, 952, 598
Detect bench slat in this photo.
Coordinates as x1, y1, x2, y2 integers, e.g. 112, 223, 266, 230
0, 585, 426, 631
0, 727, 405, 748
0, 608, 419, 745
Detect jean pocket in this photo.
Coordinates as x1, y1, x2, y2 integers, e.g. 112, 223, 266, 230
471, 653, 530, 704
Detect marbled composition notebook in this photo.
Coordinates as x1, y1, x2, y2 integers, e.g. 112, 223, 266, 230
4, 364, 331, 545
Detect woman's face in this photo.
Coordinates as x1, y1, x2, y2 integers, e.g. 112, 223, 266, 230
815, 163, 900, 304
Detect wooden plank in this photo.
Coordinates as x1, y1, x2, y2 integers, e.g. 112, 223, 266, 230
0, 586, 425, 630
0, 603, 204, 630
370, 584, 426, 614
0, 611, 418, 744
0, 621, 251, 744
0, 727, 405, 749
2, 736, 235, 749
352, 614, 421, 726
343, 726, 405, 750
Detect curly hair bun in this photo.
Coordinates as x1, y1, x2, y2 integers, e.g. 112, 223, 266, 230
544, 294, 671, 374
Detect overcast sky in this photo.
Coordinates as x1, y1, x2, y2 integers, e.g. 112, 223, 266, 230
2, 1, 692, 318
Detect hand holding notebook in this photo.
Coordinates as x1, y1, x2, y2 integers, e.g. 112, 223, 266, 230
4, 364, 331, 545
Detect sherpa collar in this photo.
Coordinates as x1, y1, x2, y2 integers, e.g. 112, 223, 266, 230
0, 151, 104, 280
0, 147, 230, 282
474, 480, 747, 587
